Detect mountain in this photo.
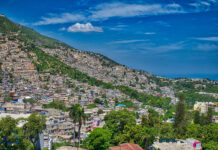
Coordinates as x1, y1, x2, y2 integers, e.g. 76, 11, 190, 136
0, 15, 217, 109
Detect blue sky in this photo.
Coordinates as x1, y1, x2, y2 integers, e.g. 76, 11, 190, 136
1, 0, 218, 80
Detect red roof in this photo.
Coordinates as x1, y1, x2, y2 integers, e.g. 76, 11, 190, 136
109, 143, 143, 150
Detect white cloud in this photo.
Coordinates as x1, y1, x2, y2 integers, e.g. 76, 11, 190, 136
67, 23, 103, 32
195, 37, 218, 42
33, 2, 185, 25
145, 44, 182, 53
144, 32, 156, 35
195, 44, 218, 51
109, 24, 127, 30
111, 39, 147, 44
201, 1, 211, 6
33, 13, 85, 25
166, 3, 182, 8
33, 1, 217, 26
90, 3, 185, 21
189, 0, 216, 11
139, 42, 184, 54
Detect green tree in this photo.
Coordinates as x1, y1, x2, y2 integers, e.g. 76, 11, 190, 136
0, 116, 33, 150
23, 113, 46, 149
141, 115, 149, 127
199, 124, 218, 144
148, 109, 160, 127
141, 109, 159, 127
202, 141, 218, 150
185, 124, 201, 139
0, 75, 2, 83
0, 116, 18, 149
94, 98, 102, 104
199, 114, 207, 126
118, 125, 157, 149
87, 104, 97, 109
85, 128, 112, 150
4, 95, 13, 102
97, 109, 104, 115
69, 104, 87, 148
23, 98, 36, 105
193, 111, 200, 124
174, 94, 186, 136
160, 123, 175, 139
103, 109, 136, 143
43, 100, 68, 111
104, 99, 108, 106
0, 62, 2, 70
206, 107, 212, 125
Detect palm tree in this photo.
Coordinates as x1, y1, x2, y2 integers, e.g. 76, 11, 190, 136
69, 104, 80, 146
69, 104, 87, 148
77, 106, 87, 149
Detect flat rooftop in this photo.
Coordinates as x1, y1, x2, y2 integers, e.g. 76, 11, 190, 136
0, 113, 30, 120
152, 141, 195, 150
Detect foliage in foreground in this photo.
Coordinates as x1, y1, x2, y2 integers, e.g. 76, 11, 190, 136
84, 101, 217, 150
0, 113, 46, 150
85, 128, 112, 150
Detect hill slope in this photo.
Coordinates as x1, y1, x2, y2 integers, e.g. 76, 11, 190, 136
0, 15, 217, 109
0, 15, 159, 95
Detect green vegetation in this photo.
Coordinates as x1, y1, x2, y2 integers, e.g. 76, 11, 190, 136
174, 81, 195, 90
185, 124, 218, 150
117, 85, 171, 110
120, 99, 138, 109
141, 108, 160, 127
160, 123, 175, 139
64, 79, 75, 88
23, 98, 37, 104
0, 76, 2, 83
1, 13, 218, 150
0, 113, 46, 150
0, 16, 19, 34
23, 113, 46, 149
174, 94, 187, 136
177, 91, 218, 106
84, 128, 112, 150
0, 62, 2, 83
172, 79, 218, 94
103, 109, 136, 142
83, 96, 217, 150
0, 116, 33, 150
52, 141, 72, 150
28, 45, 114, 89
0, 15, 67, 48
194, 108, 213, 126
1, 15, 175, 110
97, 109, 104, 115
17, 44, 171, 110
94, 98, 102, 104
204, 85, 218, 93
162, 107, 175, 120
43, 100, 68, 111
84, 109, 158, 149
87, 104, 97, 109
69, 104, 87, 148
4, 95, 13, 102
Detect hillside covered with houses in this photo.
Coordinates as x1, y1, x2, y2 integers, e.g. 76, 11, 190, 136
0, 15, 218, 150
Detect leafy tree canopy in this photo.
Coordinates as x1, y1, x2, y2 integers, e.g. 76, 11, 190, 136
103, 109, 136, 139
85, 128, 112, 150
